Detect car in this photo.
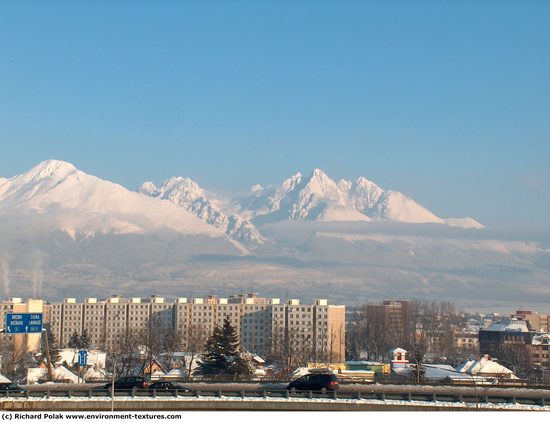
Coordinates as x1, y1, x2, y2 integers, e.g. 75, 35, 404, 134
287, 373, 339, 393
0, 383, 26, 393
147, 381, 188, 391
104, 376, 148, 391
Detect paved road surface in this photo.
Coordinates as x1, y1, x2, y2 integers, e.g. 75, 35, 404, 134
23, 381, 550, 400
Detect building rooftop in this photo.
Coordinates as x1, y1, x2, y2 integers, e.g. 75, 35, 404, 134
456, 355, 517, 378
532, 334, 550, 345
483, 318, 531, 333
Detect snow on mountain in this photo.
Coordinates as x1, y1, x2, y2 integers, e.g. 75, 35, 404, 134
0, 160, 243, 245
347, 176, 385, 213
0, 160, 483, 253
444, 217, 485, 229
234, 168, 483, 228
371, 191, 443, 224
140, 177, 265, 247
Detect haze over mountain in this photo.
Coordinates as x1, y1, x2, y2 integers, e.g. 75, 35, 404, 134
1, 160, 548, 311
0, 160, 248, 296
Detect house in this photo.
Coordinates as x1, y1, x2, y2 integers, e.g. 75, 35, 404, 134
455, 355, 518, 380
136, 357, 165, 377
57, 349, 106, 369
27, 366, 81, 384
0, 374, 12, 385
387, 348, 496, 385
389, 347, 409, 369
392, 363, 476, 383
83, 367, 108, 382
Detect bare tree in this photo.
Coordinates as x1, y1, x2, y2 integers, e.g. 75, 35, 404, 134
328, 326, 339, 363
0, 336, 35, 383
138, 316, 165, 377
161, 327, 183, 370
498, 344, 531, 378
411, 300, 467, 362
184, 324, 209, 380
104, 329, 141, 378
268, 319, 284, 358
317, 322, 329, 363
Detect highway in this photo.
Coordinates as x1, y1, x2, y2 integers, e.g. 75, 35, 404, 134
23, 380, 550, 401
0, 381, 545, 411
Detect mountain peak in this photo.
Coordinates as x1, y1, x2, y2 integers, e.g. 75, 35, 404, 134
140, 175, 264, 247
355, 176, 377, 187
309, 168, 330, 180
27, 159, 77, 180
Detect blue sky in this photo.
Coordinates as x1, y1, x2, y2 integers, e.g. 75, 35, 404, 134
1, 1, 549, 230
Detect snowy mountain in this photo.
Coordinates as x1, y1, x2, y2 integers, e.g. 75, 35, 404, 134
139, 177, 264, 247
0, 161, 483, 251
0, 160, 246, 253
233, 168, 484, 228
3, 161, 544, 307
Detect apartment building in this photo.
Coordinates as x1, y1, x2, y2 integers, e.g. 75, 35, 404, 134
0, 298, 18, 331
511, 310, 550, 333
366, 300, 412, 347
128, 298, 151, 333
314, 299, 345, 361
173, 298, 190, 348
189, 297, 216, 336
479, 319, 536, 359
104, 297, 128, 350
82, 298, 106, 348
530, 334, 550, 370
454, 332, 479, 352
1, 294, 346, 361
150, 296, 172, 330
59, 298, 83, 345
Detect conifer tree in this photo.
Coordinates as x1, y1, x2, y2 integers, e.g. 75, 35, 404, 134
229, 350, 255, 380
194, 316, 255, 379
220, 316, 239, 358
68, 330, 81, 348
195, 325, 226, 376
79, 329, 91, 349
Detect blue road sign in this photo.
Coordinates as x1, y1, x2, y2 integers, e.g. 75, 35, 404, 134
5, 313, 43, 334
78, 350, 88, 367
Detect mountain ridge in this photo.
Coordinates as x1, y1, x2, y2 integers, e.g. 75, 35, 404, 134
230, 168, 484, 229
0, 160, 484, 250
0, 160, 247, 255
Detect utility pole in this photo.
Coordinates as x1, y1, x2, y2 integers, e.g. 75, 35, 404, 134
413, 347, 424, 384
41, 329, 54, 382
111, 349, 117, 412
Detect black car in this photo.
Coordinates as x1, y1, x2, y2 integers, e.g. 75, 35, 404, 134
0, 383, 26, 392
287, 373, 339, 393
148, 381, 187, 391
104, 376, 148, 391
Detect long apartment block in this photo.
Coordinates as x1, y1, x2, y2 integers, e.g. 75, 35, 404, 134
1, 294, 346, 361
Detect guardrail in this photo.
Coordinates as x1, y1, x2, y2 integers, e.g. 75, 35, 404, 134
1, 388, 548, 407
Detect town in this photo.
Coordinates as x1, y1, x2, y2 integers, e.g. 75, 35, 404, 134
0, 294, 548, 389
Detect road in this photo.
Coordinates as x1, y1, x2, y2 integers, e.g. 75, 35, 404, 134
22, 381, 550, 401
